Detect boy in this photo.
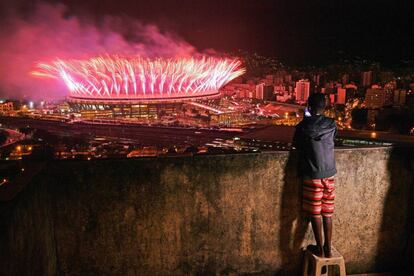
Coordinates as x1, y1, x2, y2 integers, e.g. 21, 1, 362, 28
293, 93, 337, 258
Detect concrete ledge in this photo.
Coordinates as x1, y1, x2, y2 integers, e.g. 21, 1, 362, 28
0, 147, 413, 275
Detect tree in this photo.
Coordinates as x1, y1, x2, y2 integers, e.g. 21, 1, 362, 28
371, 106, 414, 134
351, 108, 368, 129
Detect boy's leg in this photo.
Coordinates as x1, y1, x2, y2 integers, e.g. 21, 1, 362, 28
323, 216, 332, 257
310, 215, 324, 256
303, 179, 324, 257
321, 177, 335, 257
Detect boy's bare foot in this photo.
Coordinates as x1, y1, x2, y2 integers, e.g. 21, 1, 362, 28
307, 244, 324, 257
323, 245, 332, 258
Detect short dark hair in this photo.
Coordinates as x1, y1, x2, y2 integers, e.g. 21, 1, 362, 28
308, 93, 326, 113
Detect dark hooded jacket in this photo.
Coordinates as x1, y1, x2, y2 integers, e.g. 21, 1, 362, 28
293, 115, 337, 179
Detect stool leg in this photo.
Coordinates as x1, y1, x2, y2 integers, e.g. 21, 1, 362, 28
315, 262, 322, 276
326, 265, 336, 276
320, 265, 328, 276
302, 253, 309, 276
339, 259, 346, 276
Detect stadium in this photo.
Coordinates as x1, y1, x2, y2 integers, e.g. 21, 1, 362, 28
33, 56, 245, 118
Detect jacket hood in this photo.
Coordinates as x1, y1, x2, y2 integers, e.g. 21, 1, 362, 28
301, 115, 336, 140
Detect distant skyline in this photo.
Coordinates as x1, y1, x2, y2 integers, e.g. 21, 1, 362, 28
1, 0, 413, 66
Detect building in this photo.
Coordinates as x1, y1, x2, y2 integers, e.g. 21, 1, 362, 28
345, 85, 358, 102
71, 101, 183, 119
274, 85, 291, 102
337, 87, 346, 104
295, 79, 310, 104
256, 83, 264, 100
274, 76, 284, 85
329, 94, 335, 106
263, 85, 275, 101
248, 90, 256, 99
328, 87, 346, 105
232, 83, 256, 99
33, 56, 245, 119
284, 74, 292, 83
393, 89, 407, 106
255, 83, 275, 101
379, 71, 394, 83
0, 101, 14, 112
365, 88, 393, 109
384, 80, 397, 91
361, 71, 373, 87
312, 74, 321, 86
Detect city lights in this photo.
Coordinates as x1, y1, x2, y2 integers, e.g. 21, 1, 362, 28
0, 178, 7, 186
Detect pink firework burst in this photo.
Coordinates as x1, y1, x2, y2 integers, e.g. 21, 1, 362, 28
32, 56, 245, 100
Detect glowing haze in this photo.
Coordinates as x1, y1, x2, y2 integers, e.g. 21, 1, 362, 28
33, 56, 244, 100
0, 3, 213, 100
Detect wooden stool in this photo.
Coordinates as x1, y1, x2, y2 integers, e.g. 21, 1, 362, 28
302, 246, 346, 276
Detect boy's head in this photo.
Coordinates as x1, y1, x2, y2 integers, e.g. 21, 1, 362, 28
307, 93, 326, 115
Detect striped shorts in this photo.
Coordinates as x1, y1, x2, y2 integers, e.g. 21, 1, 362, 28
302, 177, 335, 217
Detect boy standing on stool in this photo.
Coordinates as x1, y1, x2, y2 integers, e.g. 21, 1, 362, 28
293, 93, 337, 258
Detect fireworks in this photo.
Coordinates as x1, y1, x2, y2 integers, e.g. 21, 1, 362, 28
32, 56, 245, 100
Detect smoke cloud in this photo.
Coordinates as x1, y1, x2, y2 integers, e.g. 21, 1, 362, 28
0, 3, 196, 100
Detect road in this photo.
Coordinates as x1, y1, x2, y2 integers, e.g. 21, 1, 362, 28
0, 128, 25, 148
0, 116, 245, 147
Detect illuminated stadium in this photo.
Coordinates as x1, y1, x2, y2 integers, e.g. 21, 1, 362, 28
33, 56, 245, 118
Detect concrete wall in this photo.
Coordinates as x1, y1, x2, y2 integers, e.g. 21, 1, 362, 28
0, 147, 413, 275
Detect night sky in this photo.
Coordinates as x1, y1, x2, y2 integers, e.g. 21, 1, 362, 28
3, 0, 414, 65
